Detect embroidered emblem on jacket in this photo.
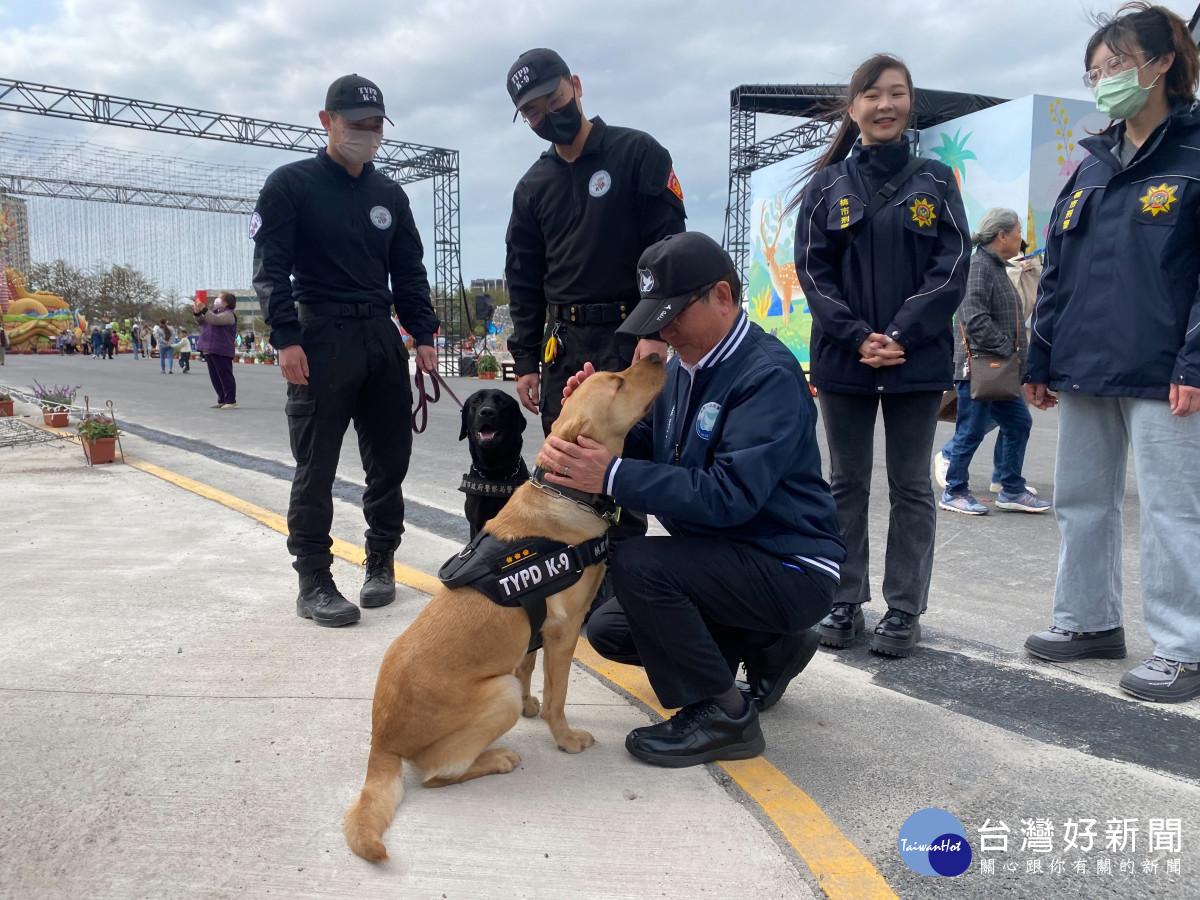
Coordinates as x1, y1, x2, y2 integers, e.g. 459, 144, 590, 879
1139, 183, 1177, 217
909, 197, 937, 228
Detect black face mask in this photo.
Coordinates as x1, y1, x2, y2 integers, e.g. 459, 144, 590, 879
532, 99, 582, 145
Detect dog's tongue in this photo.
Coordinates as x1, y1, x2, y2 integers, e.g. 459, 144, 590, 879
478, 428, 497, 441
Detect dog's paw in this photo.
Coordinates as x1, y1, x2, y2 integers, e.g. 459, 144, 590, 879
494, 748, 522, 773
521, 695, 541, 717
557, 729, 595, 754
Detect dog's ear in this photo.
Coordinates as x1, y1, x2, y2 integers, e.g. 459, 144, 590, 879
459, 400, 471, 441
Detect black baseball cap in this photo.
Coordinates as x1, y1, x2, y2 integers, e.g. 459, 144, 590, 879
617, 233, 738, 336
324, 74, 392, 124
507, 48, 570, 121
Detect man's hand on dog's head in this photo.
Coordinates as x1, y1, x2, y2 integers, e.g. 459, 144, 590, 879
561, 362, 596, 403
541, 435, 611, 494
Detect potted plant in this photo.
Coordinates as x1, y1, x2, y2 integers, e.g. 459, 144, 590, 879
29, 380, 79, 427
476, 353, 500, 380
0, 391, 12, 418
76, 415, 121, 464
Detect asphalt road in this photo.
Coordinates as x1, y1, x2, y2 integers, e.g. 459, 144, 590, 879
4, 351, 1198, 900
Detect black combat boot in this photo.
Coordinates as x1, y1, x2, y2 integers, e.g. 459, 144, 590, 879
870, 608, 921, 657
815, 603, 865, 648
296, 568, 361, 627
359, 547, 396, 608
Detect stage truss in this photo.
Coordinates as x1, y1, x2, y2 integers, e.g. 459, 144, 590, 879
0, 77, 467, 369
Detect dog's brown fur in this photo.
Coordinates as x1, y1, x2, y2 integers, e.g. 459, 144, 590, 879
344, 357, 665, 862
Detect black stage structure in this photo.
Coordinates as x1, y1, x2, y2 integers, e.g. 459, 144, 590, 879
0, 77, 467, 369
722, 84, 1006, 284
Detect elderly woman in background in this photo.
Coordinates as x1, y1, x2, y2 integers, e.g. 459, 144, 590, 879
193, 291, 239, 409
939, 208, 1051, 516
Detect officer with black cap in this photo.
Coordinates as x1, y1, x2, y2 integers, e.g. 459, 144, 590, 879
252, 74, 440, 628
503, 48, 686, 432
538, 232, 844, 767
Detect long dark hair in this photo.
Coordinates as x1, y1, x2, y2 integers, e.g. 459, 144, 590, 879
785, 53, 914, 212
1086, 3, 1199, 104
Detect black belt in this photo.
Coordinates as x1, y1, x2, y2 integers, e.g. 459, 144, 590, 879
299, 302, 390, 319
551, 301, 633, 325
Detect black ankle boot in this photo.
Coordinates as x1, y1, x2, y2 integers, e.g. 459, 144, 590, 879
870, 608, 921, 657
359, 548, 396, 608
815, 603, 865, 648
297, 568, 360, 627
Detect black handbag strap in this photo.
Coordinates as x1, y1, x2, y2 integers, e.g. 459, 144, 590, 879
848, 156, 928, 245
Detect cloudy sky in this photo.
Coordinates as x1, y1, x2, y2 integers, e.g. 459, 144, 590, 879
1, 0, 1195, 288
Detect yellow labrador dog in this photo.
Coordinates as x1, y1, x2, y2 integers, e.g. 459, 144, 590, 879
344, 356, 665, 862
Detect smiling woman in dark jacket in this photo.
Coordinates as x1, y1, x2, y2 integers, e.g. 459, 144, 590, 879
793, 53, 969, 658
1023, 3, 1200, 704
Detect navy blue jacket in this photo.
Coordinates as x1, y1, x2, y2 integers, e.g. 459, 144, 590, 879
1026, 101, 1200, 399
603, 313, 845, 562
794, 139, 970, 393
251, 149, 440, 351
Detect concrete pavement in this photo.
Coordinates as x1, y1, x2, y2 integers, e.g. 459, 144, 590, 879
4, 354, 1200, 900
0, 435, 817, 900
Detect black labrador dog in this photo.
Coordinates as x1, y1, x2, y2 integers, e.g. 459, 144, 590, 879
458, 388, 530, 537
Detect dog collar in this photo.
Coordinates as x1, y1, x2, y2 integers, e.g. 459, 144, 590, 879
459, 460, 530, 498
529, 466, 620, 525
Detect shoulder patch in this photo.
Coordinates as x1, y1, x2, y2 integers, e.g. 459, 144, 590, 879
248, 210, 262, 239
667, 168, 684, 202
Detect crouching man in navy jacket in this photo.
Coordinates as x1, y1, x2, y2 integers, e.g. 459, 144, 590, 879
538, 232, 845, 767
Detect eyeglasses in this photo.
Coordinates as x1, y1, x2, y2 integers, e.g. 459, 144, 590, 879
519, 83, 574, 127
1082, 52, 1154, 89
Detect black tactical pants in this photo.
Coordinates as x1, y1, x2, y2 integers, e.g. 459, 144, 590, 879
285, 311, 413, 573
587, 536, 836, 709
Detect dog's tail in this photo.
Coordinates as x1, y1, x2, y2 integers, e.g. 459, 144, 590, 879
344, 747, 404, 862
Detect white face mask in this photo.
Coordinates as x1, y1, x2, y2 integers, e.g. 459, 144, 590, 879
337, 129, 382, 165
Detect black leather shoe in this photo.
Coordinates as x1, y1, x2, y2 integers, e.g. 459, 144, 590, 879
870, 608, 921, 657
625, 699, 765, 768
359, 548, 396, 608
741, 628, 821, 711
297, 568, 360, 627
815, 603, 865, 649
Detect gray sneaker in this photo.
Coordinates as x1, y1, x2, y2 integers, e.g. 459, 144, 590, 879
933, 451, 950, 490
1025, 625, 1126, 661
1119, 657, 1200, 703
990, 482, 1038, 495
996, 490, 1052, 513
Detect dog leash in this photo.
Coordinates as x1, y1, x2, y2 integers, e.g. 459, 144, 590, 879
412, 368, 465, 434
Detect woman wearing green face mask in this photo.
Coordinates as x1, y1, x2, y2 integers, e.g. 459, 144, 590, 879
1023, 2, 1200, 704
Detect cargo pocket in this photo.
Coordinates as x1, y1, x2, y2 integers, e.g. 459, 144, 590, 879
285, 387, 317, 465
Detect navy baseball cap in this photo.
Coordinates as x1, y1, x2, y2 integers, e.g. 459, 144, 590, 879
507, 48, 570, 120
618, 233, 738, 335
325, 74, 392, 124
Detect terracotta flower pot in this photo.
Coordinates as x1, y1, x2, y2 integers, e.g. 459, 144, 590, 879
42, 409, 69, 428
478, 372, 497, 380
0, 400, 13, 417
83, 437, 117, 464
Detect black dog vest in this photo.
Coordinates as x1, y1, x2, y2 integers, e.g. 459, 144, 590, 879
438, 532, 610, 652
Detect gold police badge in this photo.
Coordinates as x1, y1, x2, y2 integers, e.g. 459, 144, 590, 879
1139, 183, 1178, 217
909, 197, 937, 228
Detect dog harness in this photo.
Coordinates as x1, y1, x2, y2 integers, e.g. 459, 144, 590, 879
438, 532, 610, 653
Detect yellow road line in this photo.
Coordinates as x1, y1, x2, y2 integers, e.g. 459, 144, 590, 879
111, 446, 894, 899
574, 641, 898, 900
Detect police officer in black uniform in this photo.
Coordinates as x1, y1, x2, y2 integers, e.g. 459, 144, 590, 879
252, 74, 440, 628
504, 48, 686, 433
